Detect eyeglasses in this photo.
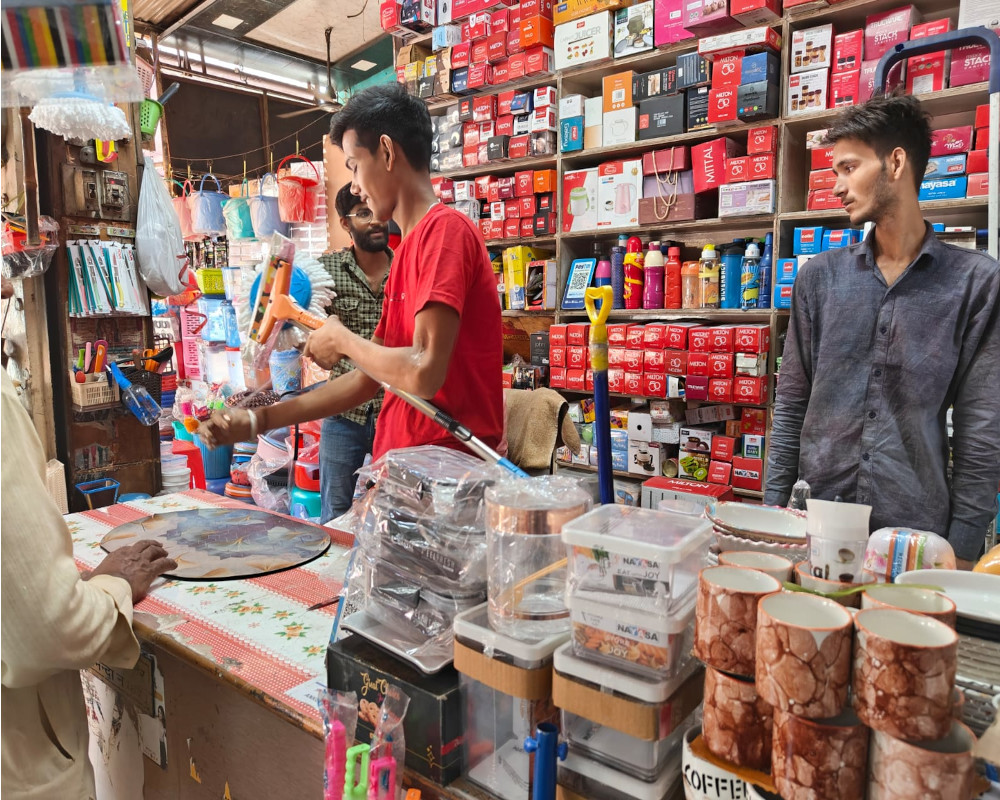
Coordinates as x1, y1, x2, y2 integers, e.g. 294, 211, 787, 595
345, 209, 374, 222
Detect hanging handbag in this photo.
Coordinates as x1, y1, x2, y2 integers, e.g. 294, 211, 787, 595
276, 155, 321, 223
248, 173, 289, 238
187, 173, 227, 237
222, 179, 255, 240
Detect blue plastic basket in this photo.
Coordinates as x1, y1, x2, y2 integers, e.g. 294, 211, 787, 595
194, 434, 234, 480
205, 477, 228, 495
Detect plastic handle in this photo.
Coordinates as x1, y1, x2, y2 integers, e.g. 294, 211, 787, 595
277, 154, 321, 181
584, 286, 613, 330
875, 27, 1000, 92
199, 173, 223, 194
259, 173, 278, 192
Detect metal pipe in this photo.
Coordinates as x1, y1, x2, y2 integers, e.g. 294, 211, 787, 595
18, 107, 39, 247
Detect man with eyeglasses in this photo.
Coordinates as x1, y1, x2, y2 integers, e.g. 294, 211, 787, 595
314, 183, 393, 522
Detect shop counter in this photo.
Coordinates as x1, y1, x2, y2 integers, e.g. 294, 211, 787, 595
69, 491, 495, 800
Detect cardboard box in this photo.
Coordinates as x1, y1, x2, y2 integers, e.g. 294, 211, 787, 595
697, 24, 782, 58
742, 433, 765, 459
664, 350, 688, 376
622, 371, 643, 395
919, 176, 968, 201
747, 125, 777, 154
793, 226, 824, 254
707, 352, 735, 377
687, 351, 711, 376
676, 52, 711, 89
626, 324, 646, 348
951, 42, 993, 87
730, 0, 781, 26
734, 374, 769, 404
643, 372, 669, 398
640, 475, 735, 508
967, 148, 988, 175
654, 0, 691, 46
718, 179, 775, 217
549, 367, 567, 388
560, 93, 587, 119
924, 153, 967, 180
644, 349, 666, 372
678, 449, 710, 480
535, 169, 558, 193
811, 146, 834, 170
603, 107, 638, 146
614, 2, 655, 58
740, 406, 767, 435
666, 321, 699, 349
906, 18, 951, 95
521, 15, 555, 49
808, 170, 836, 191
831, 69, 860, 108
550, 324, 568, 347
634, 66, 679, 101
560, 116, 585, 151
643, 323, 668, 349
567, 322, 591, 346
731, 456, 763, 491
692, 137, 744, 194
807, 188, 841, 211
734, 323, 770, 353
737, 79, 780, 121
524, 45, 555, 75
711, 435, 736, 461
709, 378, 734, 403
554, 10, 614, 71
865, 5, 920, 62
708, 460, 732, 485
603, 71, 635, 112
553, 0, 626, 26
833, 30, 864, 74
708, 86, 740, 125
549, 345, 567, 367
638, 93, 686, 139
791, 24, 833, 74
585, 96, 604, 148
740, 51, 779, 85
686, 86, 711, 130
562, 168, 599, 232
642, 145, 690, 175
327, 636, 463, 785
931, 126, 973, 156
688, 327, 712, 353
725, 155, 750, 184
787, 68, 829, 116
859, 59, 904, 103
712, 54, 742, 89
967, 172, 990, 198
684, 0, 734, 35
530, 107, 558, 132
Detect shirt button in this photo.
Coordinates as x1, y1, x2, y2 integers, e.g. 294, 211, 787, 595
880, 326, 888, 334
874, 368, 882, 377
868, 411, 877, 419
862, 453, 870, 461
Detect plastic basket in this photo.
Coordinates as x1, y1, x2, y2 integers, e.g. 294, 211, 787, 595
46, 459, 69, 514
70, 372, 120, 409
136, 56, 155, 95
139, 98, 163, 136
196, 268, 225, 295
120, 365, 163, 404
160, 372, 178, 393
181, 338, 202, 381
76, 478, 120, 510
180, 306, 207, 336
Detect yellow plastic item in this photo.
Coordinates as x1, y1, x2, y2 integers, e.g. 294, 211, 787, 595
973, 544, 1000, 574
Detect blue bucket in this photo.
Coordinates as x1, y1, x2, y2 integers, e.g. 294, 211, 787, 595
194, 434, 234, 480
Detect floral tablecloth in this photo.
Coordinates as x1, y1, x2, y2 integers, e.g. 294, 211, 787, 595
68, 490, 354, 729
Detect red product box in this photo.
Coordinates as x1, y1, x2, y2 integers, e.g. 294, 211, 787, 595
624, 371, 644, 396
607, 323, 629, 345
708, 353, 735, 377
729, 0, 780, 25
492, 59, 511, 84
490, 7, 509, 33
626, 324, 646, 349
567, 322, 590, 346
520, 0, 554, 16
808, 169, 837, 191
643, 372, 668, 398
498, 91, 516, 116
665, 350, 688, 376
468, 10, 492, 38
976, 104, 990, 130
508, 52, 527, 80
507, 29, 523, 55
474, 95, 497, 122
452, 42, 471, 68
931, 126, 973, 156
496, 115, 515, 136
951, 43, 993, 88
502, 371, 514, 389
976, 127, 991, 150
734, 323, 771, 353
480, 219, 492, 237
471, 39, 490, 65
645, 349, 667, 372
741, 406, 767, 434
907, 19, 951, 95
524, 45, 554, 75
689, 327, 713, 353
549, 324, 567, 347
811, 147, 834, 170
967, 149, 989, 175
566, 345, 588, 369
712, 54, 742, 89
709, 378, 734, 403
666, 322, 699, 350
747, 125, 777, 155
623, 349, 644, 372
643, 476, 735, 503
464, 122, 481, 146
474, 175, 493, 199
509, 135, 530, 159
518, 195, 535, 216
734, 375, 769, 404
489, 220, 506, 239
520, 218, 535, 237
833, 30, 863, 74
808, 188, 842, 211
711, 435, 736, 461
469, 63, 491, 89
566, 369, 587, 391
586, 370, 594, 392
608, 368, 625, 393
488, 32, 508, 63
748, 153, 775, 180
831, 70, 861, 108
549, 346, 566, 367
708, 86, 739, 125
643, 323, 669, 350
487, 182, 501, 204
865, 5, 920, 62
725, 156, 750, 184
731, 456, 764, 491
687, 351, 711, 376
549, 366, 566, 388
504, 218, 520, 237
515, 170, 534, 196
708, 326, 735, 353
708, 461, 732, 485
608, 346, 628, 367
692, 137, 744, 194
967, 173, 990, 198
507, 2, 522, 25
685, 375, 710, 401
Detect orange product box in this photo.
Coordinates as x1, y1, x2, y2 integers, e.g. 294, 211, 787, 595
534, 169, 557, 193
520, 16, 555, 49
603, 71, 635, 113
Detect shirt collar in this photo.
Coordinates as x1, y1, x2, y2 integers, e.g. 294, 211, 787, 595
344, 245, 391, 294
856, 221, 940, 273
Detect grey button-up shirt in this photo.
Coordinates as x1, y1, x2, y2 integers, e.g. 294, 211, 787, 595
765, 225, 1000, 560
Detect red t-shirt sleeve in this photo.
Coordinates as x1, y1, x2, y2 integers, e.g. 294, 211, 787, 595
412, 212, 478, 318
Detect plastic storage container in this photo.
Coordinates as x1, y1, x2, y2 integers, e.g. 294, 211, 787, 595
486, 477, 593, 640
454, 604, 569, 800
558, 749, 682, 800
562, 505, 711, 608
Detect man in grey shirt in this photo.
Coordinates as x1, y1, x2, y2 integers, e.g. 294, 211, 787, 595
765, 94, 1000, 568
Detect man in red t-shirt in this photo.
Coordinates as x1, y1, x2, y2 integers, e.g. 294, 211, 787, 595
201, 83, 504, 461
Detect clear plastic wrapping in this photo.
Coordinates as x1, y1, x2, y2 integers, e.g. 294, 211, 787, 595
370, 685, 410, 799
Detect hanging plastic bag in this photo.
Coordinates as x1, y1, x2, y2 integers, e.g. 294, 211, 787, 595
187, 173, 227, 236
370, 685, 409, 800
222, 180, 255, 240
277, 155, 321, 223
248, 173, 288, 238
135, 156, 189, 296
2, 215, 59, 278
320, 690, 359, 800
172, 179, 202, 242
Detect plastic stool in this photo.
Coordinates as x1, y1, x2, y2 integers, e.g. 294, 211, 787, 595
171, 440, 206, 490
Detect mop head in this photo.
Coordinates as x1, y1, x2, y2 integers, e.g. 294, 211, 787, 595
235, 254, 336, 350
29, 94, 131, 141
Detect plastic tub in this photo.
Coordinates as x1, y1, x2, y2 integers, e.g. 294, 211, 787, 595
562, 505, 711, 608
206, 477, 228, 495
194, 434, 233, 480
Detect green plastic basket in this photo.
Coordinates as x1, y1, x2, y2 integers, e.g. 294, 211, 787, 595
139, 99, 163, 136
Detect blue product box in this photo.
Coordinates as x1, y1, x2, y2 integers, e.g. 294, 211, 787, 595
822, 228, 861, 250
560, 116, 584, 152
451, 67, 469, 95
923, 154, 967, 180
919, 176, 968, 201
510, 91, 534, 115
793, 226, 824, 255
610, 429, 630, 451
611, 448, 629, 472
774, 283, 793, 309
776, 258, 798, 284
741, 52, 780, 86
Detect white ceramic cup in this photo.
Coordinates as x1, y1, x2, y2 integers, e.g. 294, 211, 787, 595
718, 551, 793, 583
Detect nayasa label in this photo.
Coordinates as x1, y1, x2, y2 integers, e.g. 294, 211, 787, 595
571, 545, 669, 594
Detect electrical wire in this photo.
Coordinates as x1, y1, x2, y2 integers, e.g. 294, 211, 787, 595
166, 139, 325, 184
163, 113, 330, 166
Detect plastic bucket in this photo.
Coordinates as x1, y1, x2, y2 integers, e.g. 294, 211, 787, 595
194, 434, 234, 481
139, 99, 163, 136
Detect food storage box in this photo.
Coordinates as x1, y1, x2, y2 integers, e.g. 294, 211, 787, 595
562, 505, 711, 606
453, 604, 568, 800
562, 710, 690, 781
566, 590, 695, 678
559, 746, 682, 800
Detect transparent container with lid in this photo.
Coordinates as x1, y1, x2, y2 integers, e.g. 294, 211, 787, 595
562, 505, 712, 609
486, 476, 592, 640
454, 604, 568, 800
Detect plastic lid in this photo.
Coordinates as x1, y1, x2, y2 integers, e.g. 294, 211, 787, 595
567, 588, 695, 634
454, 603, 568, 666
562, 505, 712, 565
744, 242, 760, 258
553, 641, 700, 704
486, 476, 592, 535
648, 241, 660, 249
700, 244, 716, 258
667, 247, 681, 257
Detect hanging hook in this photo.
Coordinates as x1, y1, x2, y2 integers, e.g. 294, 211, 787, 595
295, 136, 299, 155
243, 158, 247, 182
208, 160, 213, 175
269, 150, 273, 173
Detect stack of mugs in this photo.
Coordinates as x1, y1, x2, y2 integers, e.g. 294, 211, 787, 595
692, 561, 976, 800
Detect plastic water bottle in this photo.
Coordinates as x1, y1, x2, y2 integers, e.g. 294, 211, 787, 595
106, 362, 161, 426
623, 249, 645, 310
665, 246, 682, 309
610, 246, 625, 309
643, 241, 665, 309
720, 243, 744, 309
740, 242, 761, 310
681, 260, 701, 309
594, 259, 612, 312
758, 232, 773, 309
698, 244, 720, 309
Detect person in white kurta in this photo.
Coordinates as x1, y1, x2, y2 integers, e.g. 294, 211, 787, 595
1, 368, 176, 799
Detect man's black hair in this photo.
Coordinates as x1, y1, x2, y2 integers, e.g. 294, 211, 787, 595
823, 92, 932, 191
335, 182, 361, 220
329, 83, 432, 173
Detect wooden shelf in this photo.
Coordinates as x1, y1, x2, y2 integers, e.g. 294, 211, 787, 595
558, 386, 771, 409
557, 307, 774, 321
502, 309, 556, 317
561, 120, 760, 166
557, 462, 643, 481
560, 215, 775, 242
779, 198, 988, 224
558, 38, 703, 93
433, 154, 556, 180
486, 236, 556, 249
787, 0, 961, 29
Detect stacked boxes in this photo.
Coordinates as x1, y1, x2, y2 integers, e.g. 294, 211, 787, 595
447, 166, 557, 241
920, 125, 974, 201
775, 226, 863, 308
967, 103, 992, 199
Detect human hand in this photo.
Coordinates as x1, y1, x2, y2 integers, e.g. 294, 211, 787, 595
198, 408, 252, 448
88, 539, 177, 603
303, 316, 347, 370
956, 557, 977, 571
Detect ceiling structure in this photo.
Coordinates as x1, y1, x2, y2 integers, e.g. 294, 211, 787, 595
133, 0, 394, 100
